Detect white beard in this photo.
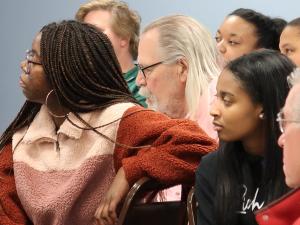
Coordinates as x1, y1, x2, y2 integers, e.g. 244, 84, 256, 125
138, 86, 186, 119
138, 86, 160, 112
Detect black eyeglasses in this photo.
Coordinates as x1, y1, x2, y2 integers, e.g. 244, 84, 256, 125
276, 110, 300, 133
136, 61, 163, 80
24, 49, 42, 74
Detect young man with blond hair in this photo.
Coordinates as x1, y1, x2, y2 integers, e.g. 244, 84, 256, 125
76, 0, 146, 106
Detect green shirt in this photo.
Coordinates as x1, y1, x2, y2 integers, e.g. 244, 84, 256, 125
124, 66, 147, 107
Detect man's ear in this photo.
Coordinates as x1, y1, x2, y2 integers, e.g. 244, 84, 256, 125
177, 58, 188, 83
120, 37, 129, 48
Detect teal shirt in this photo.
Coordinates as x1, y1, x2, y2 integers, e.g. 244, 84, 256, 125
124, 66, 147, 107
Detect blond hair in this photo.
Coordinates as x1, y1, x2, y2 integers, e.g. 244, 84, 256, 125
143, 15, 221, 119
76, 0, 140, 59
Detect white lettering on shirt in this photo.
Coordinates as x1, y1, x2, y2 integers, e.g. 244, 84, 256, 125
237, 185, 265, 214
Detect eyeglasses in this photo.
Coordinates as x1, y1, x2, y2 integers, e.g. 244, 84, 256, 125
136, 61, 164, 80
276, 110, 300, 133
24, 49, 42, 74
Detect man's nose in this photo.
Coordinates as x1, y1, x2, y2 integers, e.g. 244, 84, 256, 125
136, 69, 146, 86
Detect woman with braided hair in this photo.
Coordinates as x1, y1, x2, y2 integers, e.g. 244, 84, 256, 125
0, 20, 216, 225
216, 8, 286, 64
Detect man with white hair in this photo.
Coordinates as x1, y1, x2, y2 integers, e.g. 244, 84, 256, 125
256, 68, 300, 225
136, 15, 221, 139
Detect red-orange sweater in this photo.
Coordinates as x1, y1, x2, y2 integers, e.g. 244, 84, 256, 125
115, 106, 217, 186
0, 143, 32, 225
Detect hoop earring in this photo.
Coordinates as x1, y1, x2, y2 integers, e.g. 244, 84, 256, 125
45, 89, 68, 118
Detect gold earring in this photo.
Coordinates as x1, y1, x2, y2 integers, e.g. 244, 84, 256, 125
45, 89, 68, 118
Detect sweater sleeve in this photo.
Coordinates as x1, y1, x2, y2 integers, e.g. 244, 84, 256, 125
0, 143, 32, 225
195, 151, 218, 225
114, 106, 217, 186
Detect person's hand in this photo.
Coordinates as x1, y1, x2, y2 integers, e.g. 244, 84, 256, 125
95, 167, 130, 225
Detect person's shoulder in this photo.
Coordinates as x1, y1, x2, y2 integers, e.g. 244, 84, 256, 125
201, 149, 219, 165
195, 148, 219, 195
122, 106, 170, 123
196, 149, 219, 177
197, 150, 218, 173
92, 102, 136, 117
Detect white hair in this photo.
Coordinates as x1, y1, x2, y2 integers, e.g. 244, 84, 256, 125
287, 67, 300, 87
287, 68, 300, 120
143, 15, 221, 120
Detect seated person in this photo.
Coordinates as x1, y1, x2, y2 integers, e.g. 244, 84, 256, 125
0, 20, 217, 225
255, 68, 300, 225
195, 49, 295, 225
135, 14, 221, 201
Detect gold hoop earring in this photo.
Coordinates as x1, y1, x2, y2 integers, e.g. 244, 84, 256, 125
45, 89, 68, 118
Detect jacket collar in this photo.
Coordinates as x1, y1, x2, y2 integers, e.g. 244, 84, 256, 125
21, 105, 92, 144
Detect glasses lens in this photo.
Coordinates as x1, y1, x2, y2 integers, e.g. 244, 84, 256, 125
277, 111, 284, 133
136, 64, 146, 79
279, 120, 284, 133
25, 50, 34, 74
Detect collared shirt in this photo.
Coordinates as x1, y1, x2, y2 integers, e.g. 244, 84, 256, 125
124, 66, 147, 107
12, 103, 134, 225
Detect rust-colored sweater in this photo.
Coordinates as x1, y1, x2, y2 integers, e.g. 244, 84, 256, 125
0, 143, 32, 225
115, 106, 217, 186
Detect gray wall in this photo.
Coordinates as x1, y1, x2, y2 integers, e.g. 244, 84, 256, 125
126, 0, 299, 34
0, 0, 86, 133
1, 0, 299, 133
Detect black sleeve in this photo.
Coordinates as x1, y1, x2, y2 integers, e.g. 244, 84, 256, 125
195, 151, 218, 225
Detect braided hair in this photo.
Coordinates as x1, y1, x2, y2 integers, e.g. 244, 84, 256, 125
229, 8, 286, 50
0, 20, 138, 149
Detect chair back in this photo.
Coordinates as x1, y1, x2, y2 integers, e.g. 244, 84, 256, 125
187, 186, 198, 225
117, 177, 191, 225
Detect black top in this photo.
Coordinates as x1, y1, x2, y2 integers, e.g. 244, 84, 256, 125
195, 148, 265, 225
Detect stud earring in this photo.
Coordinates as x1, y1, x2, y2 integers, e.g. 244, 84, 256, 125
259, 113, 264, 119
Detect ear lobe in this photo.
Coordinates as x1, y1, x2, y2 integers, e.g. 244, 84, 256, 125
257, 106, 264, 120
177, 58, 188, 83
120, 37, 129, 48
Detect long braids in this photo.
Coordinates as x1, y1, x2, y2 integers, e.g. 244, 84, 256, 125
0, 102, 41, 149
40, 20, 137, 113
40, 20, 143, 147
0, 20, 142, 151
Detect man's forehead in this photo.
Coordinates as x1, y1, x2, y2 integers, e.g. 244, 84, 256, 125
138, 29, 163, 63
285, 84, 300, 113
